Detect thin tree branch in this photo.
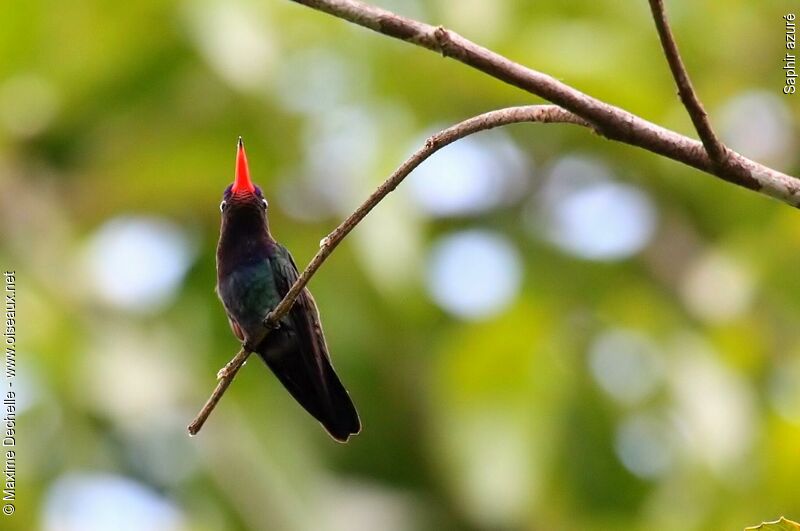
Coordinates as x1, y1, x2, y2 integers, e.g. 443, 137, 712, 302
287, 0, 800, 207
188, 348, 249, 435
647, 0, 728, 165
188, 105, 591, 435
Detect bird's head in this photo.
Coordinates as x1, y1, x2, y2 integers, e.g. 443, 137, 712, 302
219, 137, 269, 223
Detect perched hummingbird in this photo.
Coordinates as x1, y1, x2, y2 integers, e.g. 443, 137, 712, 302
215, 137, 361, 442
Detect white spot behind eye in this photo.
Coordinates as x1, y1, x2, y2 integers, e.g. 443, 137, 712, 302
219, 201, 226, 212
262, 199, 268, 209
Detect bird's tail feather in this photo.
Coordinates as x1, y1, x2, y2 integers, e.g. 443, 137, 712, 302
259, 349, 361, 442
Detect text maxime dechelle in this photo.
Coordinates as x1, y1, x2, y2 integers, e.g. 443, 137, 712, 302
3, 271, 15, 516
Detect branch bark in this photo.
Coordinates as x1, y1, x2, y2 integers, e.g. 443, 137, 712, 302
288, 0, 800, 206
190, 1, 800, 435
647, 0, 728, 165
188, 105, 590, 435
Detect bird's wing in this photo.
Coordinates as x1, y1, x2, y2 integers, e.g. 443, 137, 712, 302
261, 244, 360, 442
271, 247, 330, 364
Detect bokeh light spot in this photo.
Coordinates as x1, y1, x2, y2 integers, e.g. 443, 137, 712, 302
531, 155, 657, 261
669, 335, 756, 472
426, 230, 522, 320
720, 91, 796, 168
589, 329, 664, 406
83, 216, 195, 313
615, 414, 674, 480
680, 250, 754, 323
408, 133, 528, 217
275, 49, 365, 115
185, 0, 275, 91
43, 473, 185, 531
302, 106, 381, 215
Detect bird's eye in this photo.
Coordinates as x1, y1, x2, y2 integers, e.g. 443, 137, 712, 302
219, 200, 226, 212
262, 199, 268, 209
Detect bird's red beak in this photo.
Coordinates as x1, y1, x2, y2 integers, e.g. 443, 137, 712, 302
232, 137, 255, 194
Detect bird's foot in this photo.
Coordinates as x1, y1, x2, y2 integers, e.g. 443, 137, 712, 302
263, 314, 281, 330
242, 339, 258, 351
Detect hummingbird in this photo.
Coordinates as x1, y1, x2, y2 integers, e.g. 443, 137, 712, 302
215, 137, 361, 442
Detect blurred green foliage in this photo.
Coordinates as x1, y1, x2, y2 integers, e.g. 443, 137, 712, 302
1, 0, 799, 530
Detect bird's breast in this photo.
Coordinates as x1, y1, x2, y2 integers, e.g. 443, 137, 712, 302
218, 261, 281, 333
